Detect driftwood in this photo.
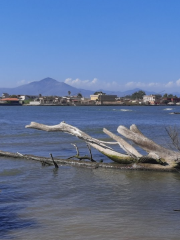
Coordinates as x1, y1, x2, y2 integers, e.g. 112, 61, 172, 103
68, 143, 96, 162
25, 121, 180, 170
0, 150, 177, 172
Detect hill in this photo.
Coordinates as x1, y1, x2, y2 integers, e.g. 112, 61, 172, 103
0, 77, 175, 97
0, 78, 94, 97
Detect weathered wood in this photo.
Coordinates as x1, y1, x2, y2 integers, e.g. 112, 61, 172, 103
25, 122, 136, 164
25, 121, 180, 169
50, 153, 59, 168
117, 125, 180, 167
68, 143, 96, 162
0, 150, 177, 172
103, 128, 142, 159
86, 143, 96, 162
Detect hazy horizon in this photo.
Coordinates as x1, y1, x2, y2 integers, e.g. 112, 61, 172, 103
0, 0, 180, 92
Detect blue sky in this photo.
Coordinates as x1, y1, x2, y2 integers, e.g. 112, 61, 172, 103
0, 0, 180, 93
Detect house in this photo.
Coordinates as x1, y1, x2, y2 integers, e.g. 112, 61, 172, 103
0, 98, 21, 105
18, 95, 37, 101
97, 94, 117, 105
143, 95, 160, 105
161, 97, 180, 105
90, 92, 117, 105
90, 92, 106, 101
29, 99, 41, 105
29, 96, 63, 105
2, 93, 9, 98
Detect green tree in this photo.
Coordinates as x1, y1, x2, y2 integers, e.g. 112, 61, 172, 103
163, 93, 168, 98
131, 90, 146, 100
77, 93, 82, 98
94, 91, 105, 95
68, 91, 71, 96
124, 95, 131, 98
155, 94, 162, 99
9, 95, 17, 98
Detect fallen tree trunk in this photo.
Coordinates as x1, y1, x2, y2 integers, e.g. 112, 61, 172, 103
0, 150, 177, 172
25, 121, 180, 170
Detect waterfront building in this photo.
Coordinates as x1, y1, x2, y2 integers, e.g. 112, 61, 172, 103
0, 98, 21, 105
2, 93, 9, 98
143, 95, 160, 105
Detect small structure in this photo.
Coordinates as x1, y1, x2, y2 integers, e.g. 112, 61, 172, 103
29, 96, 63, 105
143, 95, 160, 105
29, 100, 41, 105
0, 98, 21, 105
90, 92, 117, 105
90, 92, 106, 101
2, 93, 9, 98
18, 95, 37, 101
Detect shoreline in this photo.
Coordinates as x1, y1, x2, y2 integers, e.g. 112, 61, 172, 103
0, 103, 178, 107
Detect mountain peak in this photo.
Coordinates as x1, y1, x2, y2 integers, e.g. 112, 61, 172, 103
39, 77, 59, 83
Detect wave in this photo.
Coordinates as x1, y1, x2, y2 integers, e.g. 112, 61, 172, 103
163, 108, 173, 111
113, 109, 133, 112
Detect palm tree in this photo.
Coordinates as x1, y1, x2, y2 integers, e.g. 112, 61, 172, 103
68, 91, 71, 97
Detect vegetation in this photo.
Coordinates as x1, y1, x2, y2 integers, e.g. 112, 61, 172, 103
124, 95, 131, 98
68, 91, 71, 96
93, 91, 105, 95
9, 95, 17, 98
77, 93, 82, 98
23, 99, 33, 104
131, 90, 146, 100
163, 93, 178, 98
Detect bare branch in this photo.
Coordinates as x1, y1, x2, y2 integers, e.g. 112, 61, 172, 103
165, 126, 180, 151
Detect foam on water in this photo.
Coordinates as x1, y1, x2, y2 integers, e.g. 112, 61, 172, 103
163, 108, 173, 110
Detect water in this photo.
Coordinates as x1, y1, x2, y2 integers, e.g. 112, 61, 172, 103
0, 106, 180, 239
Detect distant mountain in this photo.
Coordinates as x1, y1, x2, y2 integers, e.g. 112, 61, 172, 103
0, 77, 94, 97
0, 78, 179, 97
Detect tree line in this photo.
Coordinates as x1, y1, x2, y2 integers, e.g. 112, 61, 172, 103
124, 90, 179, 100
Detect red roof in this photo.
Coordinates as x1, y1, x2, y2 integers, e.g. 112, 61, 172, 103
1, 98, 19, 101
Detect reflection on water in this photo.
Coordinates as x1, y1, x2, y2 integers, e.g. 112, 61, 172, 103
1, 106, 180, 239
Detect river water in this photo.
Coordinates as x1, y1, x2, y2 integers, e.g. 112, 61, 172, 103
0, 106, 180, 239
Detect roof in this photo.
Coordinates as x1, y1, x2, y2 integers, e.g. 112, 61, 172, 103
1, 98, 19, 101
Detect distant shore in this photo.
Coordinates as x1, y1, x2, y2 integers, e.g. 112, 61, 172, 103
22, 104, 176, 107
0, 103, 178, 107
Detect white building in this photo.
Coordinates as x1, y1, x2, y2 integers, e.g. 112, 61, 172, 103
18, 95, 37, 101
2, 93, 9, 98
143, 95, 159, 104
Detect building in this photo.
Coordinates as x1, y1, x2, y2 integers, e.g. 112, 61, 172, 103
2, 93, 9, 98
90, 92, 117, 105
29, 96, 63, 105
18, 95, 37, 101
143, 95, 160, 105
90, 92, 106, 101
162, 97, 180, 104
98, 94, 117, 103
0, 98, 21, 105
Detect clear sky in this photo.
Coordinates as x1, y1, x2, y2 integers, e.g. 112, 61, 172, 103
0, 0, 180, 93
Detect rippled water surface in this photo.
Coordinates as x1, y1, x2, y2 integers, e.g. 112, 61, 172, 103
1, 106, 180, 239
